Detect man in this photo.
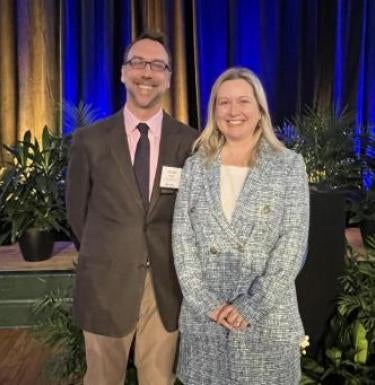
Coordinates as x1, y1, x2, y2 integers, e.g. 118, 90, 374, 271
66, 32, 197, 385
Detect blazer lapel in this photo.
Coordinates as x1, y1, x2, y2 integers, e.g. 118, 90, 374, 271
106, 111, 144, 211
229, 163, 262, 241
148, 113, 176, 215
230, 141, 272, 241
204, 154, 239, 240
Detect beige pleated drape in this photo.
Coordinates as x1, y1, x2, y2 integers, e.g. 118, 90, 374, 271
0, 0, 60, 164
0, 0, 199, 165
130, 0, 199, 125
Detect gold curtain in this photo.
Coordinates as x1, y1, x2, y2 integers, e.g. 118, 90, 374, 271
170, 0, 189, 123
0, 1, 17, 164
0, 0, 60, 164
0, 0, 196, 166
130, 0, 196, 125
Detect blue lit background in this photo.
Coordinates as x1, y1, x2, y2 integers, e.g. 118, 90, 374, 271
61, 0, 375, 158
62, 0, 132, 132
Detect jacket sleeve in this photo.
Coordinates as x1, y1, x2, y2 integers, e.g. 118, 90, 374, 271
172, 157, 222, 317
65, 128, 91, 243
231, 153, 309, 326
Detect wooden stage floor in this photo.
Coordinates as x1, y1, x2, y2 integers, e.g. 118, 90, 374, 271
0, 243, 78, 384
0, 242, 77, 272
0, 328, 56, 385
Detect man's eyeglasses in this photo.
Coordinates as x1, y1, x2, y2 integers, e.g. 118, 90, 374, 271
124, 58, 170, 72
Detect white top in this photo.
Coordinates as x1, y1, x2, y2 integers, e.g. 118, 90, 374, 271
220, 165, 249, 221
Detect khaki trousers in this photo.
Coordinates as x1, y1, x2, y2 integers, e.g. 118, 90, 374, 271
83, 271, 178, 385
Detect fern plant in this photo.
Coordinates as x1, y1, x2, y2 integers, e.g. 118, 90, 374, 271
300, 241, 375, 384
277, 107, 361, 191
62, 100, 102, 133
0, 127, 70, 242
33, 289, 183, 384
0, 101, 102, 245
32, 289, 85, 384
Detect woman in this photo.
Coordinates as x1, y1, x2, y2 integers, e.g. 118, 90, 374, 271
172, 67, 309, 385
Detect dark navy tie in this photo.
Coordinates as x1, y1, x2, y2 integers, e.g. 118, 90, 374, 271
134, 123, 150, 209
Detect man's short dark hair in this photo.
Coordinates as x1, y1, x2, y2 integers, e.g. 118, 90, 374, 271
123, 31, 172, 67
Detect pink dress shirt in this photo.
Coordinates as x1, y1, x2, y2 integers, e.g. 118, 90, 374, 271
123, 106, 163, 200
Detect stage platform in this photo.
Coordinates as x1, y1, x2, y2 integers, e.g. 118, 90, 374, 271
0, 229, 364, 328
0, 242, 77, 328
0, 242, 77, 272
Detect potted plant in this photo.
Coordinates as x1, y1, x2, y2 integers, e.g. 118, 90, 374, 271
0, 127, 70, 261
301, 243, 375, 384
278, 106, 361, 357
277, 106, 361, 191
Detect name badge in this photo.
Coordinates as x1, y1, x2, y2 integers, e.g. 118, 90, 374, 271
160, 166, 182, 189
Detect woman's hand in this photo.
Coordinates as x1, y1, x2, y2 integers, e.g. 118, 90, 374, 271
208, 303, 227, 322
209, 304, 249, 331
217, 304, 249, 331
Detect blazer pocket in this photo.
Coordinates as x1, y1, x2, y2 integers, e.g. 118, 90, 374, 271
188, 205, 212, 235
254, 201, 283, 238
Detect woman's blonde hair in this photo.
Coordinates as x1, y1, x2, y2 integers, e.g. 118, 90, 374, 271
193, 67, 284, 163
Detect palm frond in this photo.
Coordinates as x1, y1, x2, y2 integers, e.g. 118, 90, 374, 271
62, 100, 102, 132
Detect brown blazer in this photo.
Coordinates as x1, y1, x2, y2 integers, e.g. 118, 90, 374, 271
66, 110, 198, 337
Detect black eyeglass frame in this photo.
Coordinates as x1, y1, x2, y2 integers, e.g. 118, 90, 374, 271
124, 58, 171, 72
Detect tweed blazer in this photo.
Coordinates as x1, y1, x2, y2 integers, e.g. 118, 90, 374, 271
172, 140, 309, 343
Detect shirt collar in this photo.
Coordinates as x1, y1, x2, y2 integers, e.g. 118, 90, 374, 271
124, 105, 163, 137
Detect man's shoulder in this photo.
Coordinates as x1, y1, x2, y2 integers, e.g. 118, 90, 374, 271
75, 110, 123, 139
162, 112, 198, 140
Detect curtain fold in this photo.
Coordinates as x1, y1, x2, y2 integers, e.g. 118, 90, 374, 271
0, 0, 60, 164
1, 0, 375, 162
0, 1, 17, 163
62, 0, 132, 133
16, 0, 60, 138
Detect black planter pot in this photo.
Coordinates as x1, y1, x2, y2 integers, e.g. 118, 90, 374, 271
360, 219, 375, 246
18, 228, 54, 261
296, 190, 346, 355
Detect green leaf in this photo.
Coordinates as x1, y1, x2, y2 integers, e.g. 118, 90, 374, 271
326, 347, 342, 367
0, 126, 70, 237
62, 99, 101, 132
301, 357, 325, 375
299, 374, 321, 385
42, 125, 51, 149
